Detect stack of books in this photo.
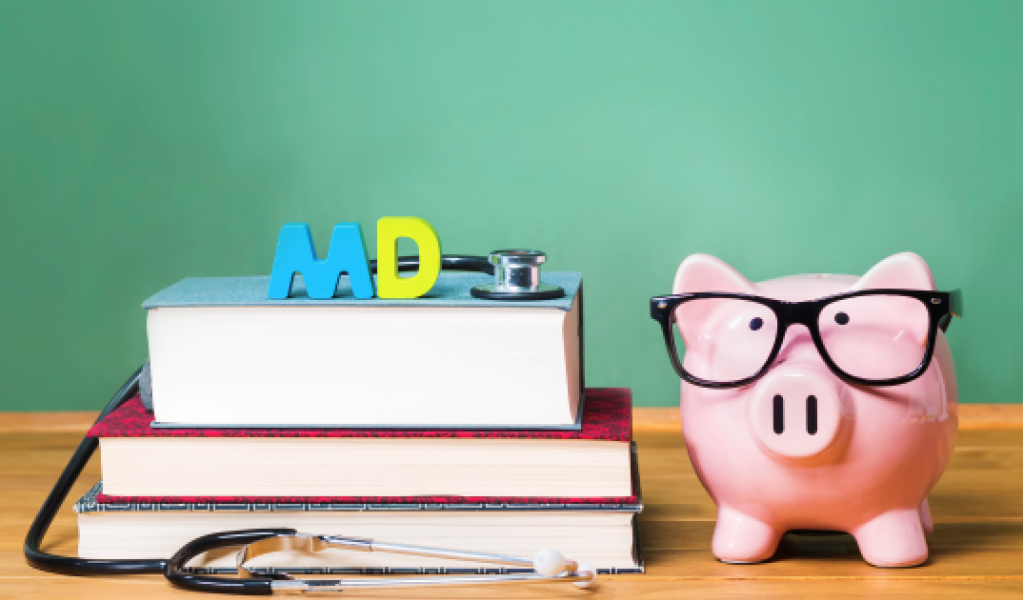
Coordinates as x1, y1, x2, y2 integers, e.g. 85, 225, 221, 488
76, 272, 643, 574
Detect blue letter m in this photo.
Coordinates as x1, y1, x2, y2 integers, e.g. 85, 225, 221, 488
268, 223, 375, 299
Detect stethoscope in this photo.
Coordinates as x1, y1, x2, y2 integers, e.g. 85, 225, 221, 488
24, 252, 592, 594
167, 530, 594, 593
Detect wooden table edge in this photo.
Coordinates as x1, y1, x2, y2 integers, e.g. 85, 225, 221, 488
2, 404, 1023, 433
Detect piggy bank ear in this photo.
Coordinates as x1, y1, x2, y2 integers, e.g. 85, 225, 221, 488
852, 252, 936, 291
672, 255, 759, 352
673, 254, 757, 295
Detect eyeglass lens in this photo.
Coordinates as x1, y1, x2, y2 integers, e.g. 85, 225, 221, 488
671, 298, 779, 383
817, 294, 929, 380
671, 294, 931, 384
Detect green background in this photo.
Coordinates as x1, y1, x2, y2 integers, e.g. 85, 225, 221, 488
2, 1, 1021, 411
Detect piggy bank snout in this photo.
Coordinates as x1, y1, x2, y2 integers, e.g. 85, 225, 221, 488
748, 366, 843, 460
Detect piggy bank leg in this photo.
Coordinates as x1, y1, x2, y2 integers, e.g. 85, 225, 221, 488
920, 497, 934, 537
853, 508, 929, 567
712, 505, 782, 563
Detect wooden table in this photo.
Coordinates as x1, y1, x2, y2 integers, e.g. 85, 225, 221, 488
2, 406, 1022, 599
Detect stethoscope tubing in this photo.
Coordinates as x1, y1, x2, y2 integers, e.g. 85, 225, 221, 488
21, 255, 496, 577
22, 364, 164, 575
166, 529, 294, 595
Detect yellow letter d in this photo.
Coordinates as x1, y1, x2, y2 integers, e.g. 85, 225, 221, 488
376, 217, 442, 299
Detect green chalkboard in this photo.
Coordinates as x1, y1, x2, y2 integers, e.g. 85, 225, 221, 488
1, 0, 1021, 410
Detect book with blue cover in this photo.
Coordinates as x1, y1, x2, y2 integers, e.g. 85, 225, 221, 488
143, 272, 584, 429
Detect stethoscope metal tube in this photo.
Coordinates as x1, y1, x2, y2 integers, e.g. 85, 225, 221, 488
239, 534, 543, 571
269, 571, 594, 593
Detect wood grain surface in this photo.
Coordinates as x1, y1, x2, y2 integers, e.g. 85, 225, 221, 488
2, 410, 1022, 599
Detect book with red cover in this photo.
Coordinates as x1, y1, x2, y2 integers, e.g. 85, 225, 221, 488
90, 387, 633, 501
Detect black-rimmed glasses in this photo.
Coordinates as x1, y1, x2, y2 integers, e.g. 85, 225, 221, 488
650, 288, 963, 389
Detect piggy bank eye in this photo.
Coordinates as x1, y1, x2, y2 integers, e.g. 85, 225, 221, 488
750, 317, 764, 331
835, 312, 850, 325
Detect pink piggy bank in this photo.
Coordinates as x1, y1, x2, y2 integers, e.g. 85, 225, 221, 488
651, 253, 961, 567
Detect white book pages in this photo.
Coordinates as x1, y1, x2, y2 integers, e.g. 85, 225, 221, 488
99, 437, 632, 497
78, 510, 639, 572
148, 297, 580, 426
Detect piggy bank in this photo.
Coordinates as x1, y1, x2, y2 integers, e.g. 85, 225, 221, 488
661, 252, 959, 567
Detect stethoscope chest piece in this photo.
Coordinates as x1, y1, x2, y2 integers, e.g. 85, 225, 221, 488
471, 250, 565, 300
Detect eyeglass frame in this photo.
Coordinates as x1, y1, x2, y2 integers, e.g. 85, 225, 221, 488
650, 288, 963, 389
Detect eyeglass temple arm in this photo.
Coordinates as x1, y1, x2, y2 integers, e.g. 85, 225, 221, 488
939, 289, 964, 333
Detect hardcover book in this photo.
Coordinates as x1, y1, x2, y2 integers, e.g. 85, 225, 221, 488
143, 271, 585, 429
90, 388, 633, 499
